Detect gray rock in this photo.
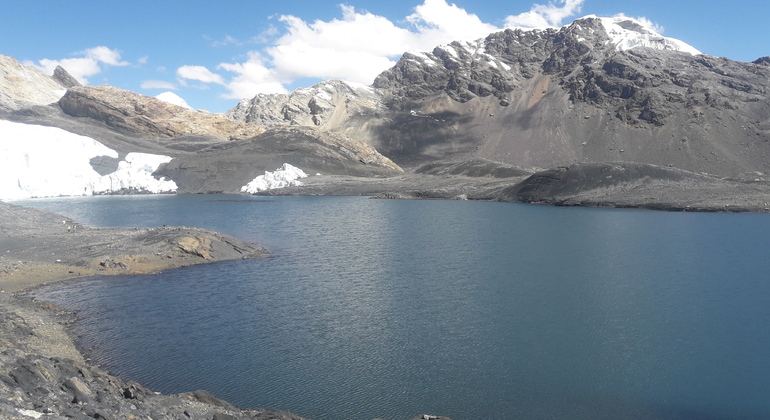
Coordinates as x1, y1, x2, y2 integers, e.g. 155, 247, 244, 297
52, 65, 81, 88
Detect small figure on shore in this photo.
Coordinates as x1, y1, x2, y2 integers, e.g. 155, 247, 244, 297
67, 226, 71, 233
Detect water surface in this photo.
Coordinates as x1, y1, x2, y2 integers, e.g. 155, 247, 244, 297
23, 195, 770, 420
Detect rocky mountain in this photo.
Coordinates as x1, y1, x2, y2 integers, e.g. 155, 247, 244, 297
0, 55, 402, 199
2, 16, 770, 207
226, 80, 384, 129
227, 15, 770, 178
58, 85, 264, 142
0, 54, 70, 111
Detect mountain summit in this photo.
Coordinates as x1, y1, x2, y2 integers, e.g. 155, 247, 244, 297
590, 15, 700, 55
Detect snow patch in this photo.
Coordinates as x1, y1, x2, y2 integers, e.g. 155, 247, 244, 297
315, 90, 333, 101
17, 409, 44, 419
437, 44, 460, 60
0, 120, 177, 199
596, 15, 701, 55
240, 163, 308, 194
342, 80, 374, 92
155, 91, 193, 110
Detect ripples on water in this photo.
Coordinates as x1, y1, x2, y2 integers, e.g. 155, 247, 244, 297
24, 195, 770, 420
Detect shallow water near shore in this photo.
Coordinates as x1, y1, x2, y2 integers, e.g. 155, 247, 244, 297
21, 195, 770, 420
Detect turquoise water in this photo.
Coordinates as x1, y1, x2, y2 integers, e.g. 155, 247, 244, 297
22, 195, 770, 420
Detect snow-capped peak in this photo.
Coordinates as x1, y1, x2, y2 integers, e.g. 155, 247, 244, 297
155, 91, 193, 110
591, 15, 701, 55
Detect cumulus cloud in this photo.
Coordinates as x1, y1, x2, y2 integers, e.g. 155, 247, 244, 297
215, 0, 505, 99
140, 80, 177, 90
180, 0, 587, 100
504, 0, 585, 28
34, 46, 129, 85
217, 52, 289, 98
406, 0, 498, 46
177, 65, 226, 85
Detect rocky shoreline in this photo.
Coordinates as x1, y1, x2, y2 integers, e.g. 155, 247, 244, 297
0, 292, 310, 420
0, 201, 313, 420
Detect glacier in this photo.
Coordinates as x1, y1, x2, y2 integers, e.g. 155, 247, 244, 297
0, 120, 177, 200
241, 163, 308, 194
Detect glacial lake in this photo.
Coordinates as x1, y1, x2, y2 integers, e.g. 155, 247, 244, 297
20, 195, 770, 420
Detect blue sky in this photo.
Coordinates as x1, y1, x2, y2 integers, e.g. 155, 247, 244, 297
1, 0, 767, 112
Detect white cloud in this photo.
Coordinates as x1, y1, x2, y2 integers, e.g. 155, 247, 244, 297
406, 0, 498, 46
504, 0, 585, 28
180, 0, 587, 100
34, 46, 129, 85
209, 35, 244, 47
140, 80, 177, 90
176, 65, 226, 85
218, 52, 289, 99
84, 46, 130, 66
216, 0, 505, 99
251, 26, 280, 44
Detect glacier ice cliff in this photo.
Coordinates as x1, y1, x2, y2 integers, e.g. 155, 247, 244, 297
0, 120, 177, 199
241, 163, 309, 194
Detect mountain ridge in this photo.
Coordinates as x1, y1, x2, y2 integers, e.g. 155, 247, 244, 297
1, 15, 770, 209
227, 15, 770, 177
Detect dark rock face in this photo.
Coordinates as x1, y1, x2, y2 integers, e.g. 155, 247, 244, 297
566, 49, 770, 126
371, 20, 605, 106
52, 66, 81, 88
